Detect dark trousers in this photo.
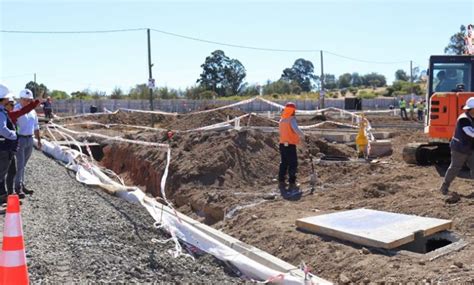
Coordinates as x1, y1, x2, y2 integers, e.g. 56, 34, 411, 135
44, 109, 53, 119
278, 144, 298, 184
400, 108, 408, 120
0, 151, 15, 196
417, 110, 423, 121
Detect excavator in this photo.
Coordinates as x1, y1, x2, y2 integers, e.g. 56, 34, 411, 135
403, 24, 474, 165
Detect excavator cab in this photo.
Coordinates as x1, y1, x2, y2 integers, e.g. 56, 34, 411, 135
403, 55, 474, 164
426, 55, 474, 139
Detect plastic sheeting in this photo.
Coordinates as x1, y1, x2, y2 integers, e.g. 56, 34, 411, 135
36, 138, 332, 284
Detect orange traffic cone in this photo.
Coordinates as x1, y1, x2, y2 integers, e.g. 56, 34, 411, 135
0, 194, 29, 285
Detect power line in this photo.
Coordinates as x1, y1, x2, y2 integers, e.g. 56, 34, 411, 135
1, 27, 412, 63
323, 50, 410, 65
149, 28, 320, 53
0, 28, 146, 34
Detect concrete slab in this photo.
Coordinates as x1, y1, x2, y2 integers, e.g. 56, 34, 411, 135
296, 208, 452, 249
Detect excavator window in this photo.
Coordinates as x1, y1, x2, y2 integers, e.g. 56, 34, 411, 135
431, 63, 471, 93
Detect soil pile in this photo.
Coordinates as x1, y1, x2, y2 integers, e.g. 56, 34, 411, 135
101, 129, 356, 195
58, 109, 277, 131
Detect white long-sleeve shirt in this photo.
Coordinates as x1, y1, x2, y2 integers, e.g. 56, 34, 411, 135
14, 103, 39, 136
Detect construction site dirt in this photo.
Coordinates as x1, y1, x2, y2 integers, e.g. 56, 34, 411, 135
49, 110, 474, 283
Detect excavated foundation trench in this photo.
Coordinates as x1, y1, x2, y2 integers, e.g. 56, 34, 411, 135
82, 128, 356, 226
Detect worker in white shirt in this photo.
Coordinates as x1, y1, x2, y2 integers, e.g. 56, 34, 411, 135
14, 89, 41, 197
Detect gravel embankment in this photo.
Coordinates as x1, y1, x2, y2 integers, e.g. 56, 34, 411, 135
3, 150, 242, 283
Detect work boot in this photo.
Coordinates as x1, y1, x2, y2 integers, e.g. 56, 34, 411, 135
278, 181, 287, 191
15, 187, 26, 199
439, 183, 449, 195
288, 183, 300, 192
22, 184, 34, 195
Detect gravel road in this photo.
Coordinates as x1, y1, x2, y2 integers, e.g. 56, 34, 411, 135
1, 150, 242, 283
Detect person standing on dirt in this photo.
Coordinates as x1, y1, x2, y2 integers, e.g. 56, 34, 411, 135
416, 100, 425, 121
42, 96, 53, 119
0, 84, 18, 204
14, 89, 41, 197
399, 97, 408, 120
440, 97, 474, 195
408, 99, 415, 121
278, 102, 304, 193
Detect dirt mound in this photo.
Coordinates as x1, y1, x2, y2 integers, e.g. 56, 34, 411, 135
100, 129, 356, 195
57, 112, 171, 127
59, 109, 277, 131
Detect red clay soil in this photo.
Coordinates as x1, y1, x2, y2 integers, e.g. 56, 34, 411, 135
65, 111, 473, 283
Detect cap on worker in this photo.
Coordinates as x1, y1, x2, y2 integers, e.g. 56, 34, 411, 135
285, 102, 296, 109
0, 84, 14, 100
19, 89, 34, 99
463, 97, 474, 110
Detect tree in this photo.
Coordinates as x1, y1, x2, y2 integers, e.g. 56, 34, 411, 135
129, 84, 150, 99
263, 79, 292, 95
362, 73, 386, 88
50, 90, 69, 100
281, 58, 318, 92
338, 73, 352, 88
240, 84, 260, 96
351, 72, 363, 87
91, 90, 106, 100
25, 81, 48, 98
184, 85, 206, 99
110, 87, 124, 99
411, 66, 421, 82
223, 58, 246, 95
323, 74, 337, 89
71, 91, 89, 100
157, 87, 179, 99
395, 69, 409, 81
445, 25, 466, 55
197, 50, 246, 97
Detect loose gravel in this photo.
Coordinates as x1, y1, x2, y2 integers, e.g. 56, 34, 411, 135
5, 150, 242, 283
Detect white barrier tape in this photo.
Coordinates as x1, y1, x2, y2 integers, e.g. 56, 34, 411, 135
119, 108, 177, 116
49, 123, 169, 148
4, 213, 23, 237
187, 97, 258, 115
0, 250, 26, 267
53, 110, 119, 121
255, 97, 285, 110
61, 121, 168, 132
299, 120, 358, 130
185, 113, 250, 132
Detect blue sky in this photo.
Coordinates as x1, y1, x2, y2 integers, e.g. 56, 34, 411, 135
1, 0, 473, 95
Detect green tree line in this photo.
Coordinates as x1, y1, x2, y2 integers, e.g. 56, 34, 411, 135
23, 25, 464, 100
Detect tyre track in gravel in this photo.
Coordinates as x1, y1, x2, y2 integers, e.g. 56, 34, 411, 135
2, 150, 241, 283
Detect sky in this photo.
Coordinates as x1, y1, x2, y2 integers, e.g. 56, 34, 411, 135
1, 0, 473, 95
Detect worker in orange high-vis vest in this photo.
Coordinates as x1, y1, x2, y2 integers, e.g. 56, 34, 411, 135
278, 102, 304, 193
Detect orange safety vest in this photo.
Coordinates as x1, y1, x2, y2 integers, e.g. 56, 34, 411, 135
279, 106, 300, 145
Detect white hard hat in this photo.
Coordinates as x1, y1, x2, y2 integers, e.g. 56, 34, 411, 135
463, 97, 474, 110
0, 84, 14, 100
19, 89, 34, 99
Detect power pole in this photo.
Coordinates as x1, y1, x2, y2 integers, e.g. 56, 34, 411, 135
410, 60, 414, 98
320, 50, 325, 109
34, 73, 36, 84
147, 28, 154, 111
